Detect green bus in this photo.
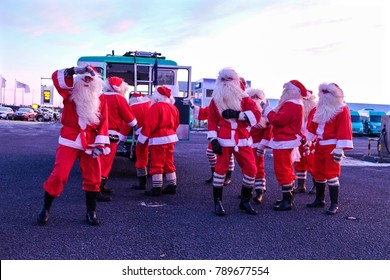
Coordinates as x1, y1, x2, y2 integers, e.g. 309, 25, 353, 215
77, 50, 192, 157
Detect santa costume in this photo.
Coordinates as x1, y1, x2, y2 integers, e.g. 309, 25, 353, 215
138, 86, 180, 196
38, 65, 110, 226
97, 76, 137, 201
207, 67, 261, 216
293, 90, 317, 194
247, 88, 273, 204
192, 104, 235, 185
262, 80, 307, 211
306, 83, 353, 215
125, 92, 152, 190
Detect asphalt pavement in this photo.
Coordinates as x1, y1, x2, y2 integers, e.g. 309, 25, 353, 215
0, 120, 389, 260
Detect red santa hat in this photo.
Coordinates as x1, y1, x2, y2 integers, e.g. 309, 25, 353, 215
287, 80, 307, 97
83, 65, 98, 77
319, 83, 344, 97
131, 92, 143, 98
156, 86, 171, 98
107, 76, 124, 92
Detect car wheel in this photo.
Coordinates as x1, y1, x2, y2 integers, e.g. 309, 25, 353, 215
36, 116, 44, 122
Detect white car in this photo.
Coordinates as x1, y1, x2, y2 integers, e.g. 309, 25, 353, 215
0, 107, 14, 120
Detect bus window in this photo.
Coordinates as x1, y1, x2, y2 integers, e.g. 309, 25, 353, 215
158, 70, 174, 85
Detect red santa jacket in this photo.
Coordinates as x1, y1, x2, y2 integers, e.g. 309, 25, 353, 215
52, 69, 109, 153
263, 99, 303, 149
104, 91, 137, 137
119, 99, 151, 141
193, 106, 209, 121
207, 97, 261, 148
307, 105, 353, 150
138, 102, 179, 145
250, 123, 273, 149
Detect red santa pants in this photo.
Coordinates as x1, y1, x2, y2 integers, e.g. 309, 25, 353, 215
215, 146, 256, 178
312, 144, 340, 181
149, 143, 176, 176
252, 148, 265, 179
272, 148, 296, 186
100, 141, 118, 178
43, 144, 101, 197
135, 142, 149, 169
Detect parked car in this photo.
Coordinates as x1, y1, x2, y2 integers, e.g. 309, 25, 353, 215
34, 109, 52, 122
41, 108, 54, 120
0, 106, 14, 120
13, 107, 37, 121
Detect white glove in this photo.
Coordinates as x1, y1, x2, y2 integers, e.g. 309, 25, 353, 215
331, 148, 344, 163
303, 141, 311, 156
92, 147, 104, 158
260, 99, 270, 110
256, 145, 266, 157
74, 65, 95, 76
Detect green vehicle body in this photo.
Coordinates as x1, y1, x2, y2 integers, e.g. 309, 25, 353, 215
360, 109, 386, 136
350, 110, 364, 135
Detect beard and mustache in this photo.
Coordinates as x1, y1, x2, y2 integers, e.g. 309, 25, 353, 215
313, 92, 344, 124
212, 82, 245, 115
70, 75, 102, 127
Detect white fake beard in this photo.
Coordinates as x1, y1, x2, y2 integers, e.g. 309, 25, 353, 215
303, 97, 317, 122
212, 83, 244, 115
70, 77, 102, 126
273, 88, 300, 113
313, 93, 344, 124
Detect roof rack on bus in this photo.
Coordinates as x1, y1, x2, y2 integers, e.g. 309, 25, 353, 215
123, 51, 164, 59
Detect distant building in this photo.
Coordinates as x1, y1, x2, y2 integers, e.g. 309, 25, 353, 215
180, 78, 251, 108
179, 78, 251, 129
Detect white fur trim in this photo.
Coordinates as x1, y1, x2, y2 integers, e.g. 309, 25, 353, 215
103, 147, 111, 155
95, 135, 110, 145
138, 133, 148, 144
218, 67, 239, 82
319, 83, 344, 97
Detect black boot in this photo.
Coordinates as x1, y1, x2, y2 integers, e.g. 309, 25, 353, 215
274, 185, 294, 211
100, 177, 113, 194
162, 184, 176, 195
326, 185, 339, 215
308, 178, 316, 194
224, 170, 232, 186
213, 187, 225, 216
239, 186, 257, 215
144, 187, 162, 197
85, 191, 100, 226
205, 167, 215, 183
131, 175, 147, 190
37, 191, 55, 224
294, 178, 306, 193
252, 189, 265, 204
307, 181, 325, 208
96, 191, 112, 202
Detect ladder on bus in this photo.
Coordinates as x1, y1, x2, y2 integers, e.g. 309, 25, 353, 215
131, 51, 161, 95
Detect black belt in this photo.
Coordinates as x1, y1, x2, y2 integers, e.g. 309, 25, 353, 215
109, 134, 119, 143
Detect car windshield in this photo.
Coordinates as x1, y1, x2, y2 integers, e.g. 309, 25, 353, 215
0, 108, 11, 112
18, 108, 30, 112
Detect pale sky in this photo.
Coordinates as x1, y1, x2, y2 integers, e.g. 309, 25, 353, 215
0, 0, 389, 106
